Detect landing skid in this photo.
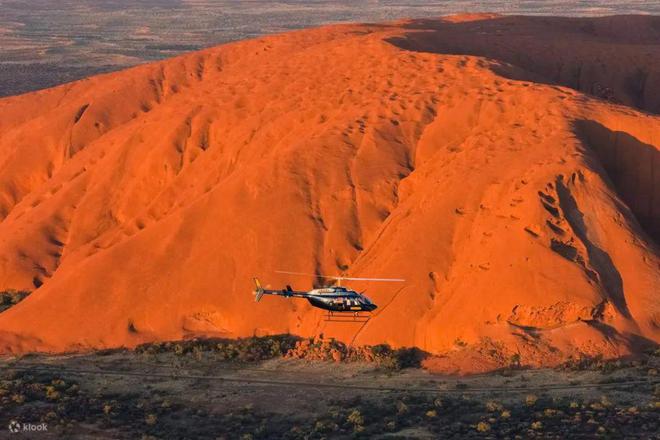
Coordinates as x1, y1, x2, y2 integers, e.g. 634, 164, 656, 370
323, 311, 371, 323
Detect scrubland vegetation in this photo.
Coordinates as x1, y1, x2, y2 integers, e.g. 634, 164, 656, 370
1, 365, 658, 438
135, 334, 424, 370
1, 336, 658, 438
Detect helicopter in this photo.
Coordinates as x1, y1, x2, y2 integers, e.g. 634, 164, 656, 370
253, 270, 404, 318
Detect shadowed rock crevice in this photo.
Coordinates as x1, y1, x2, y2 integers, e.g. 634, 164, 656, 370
555, 177, 630, 320
73, 103, 89, 124
575, 120, 659, 245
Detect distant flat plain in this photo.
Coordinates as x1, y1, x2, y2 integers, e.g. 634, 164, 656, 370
1, 0, 658, 97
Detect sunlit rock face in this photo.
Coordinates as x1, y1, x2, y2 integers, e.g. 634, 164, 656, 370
0, 15, 657, 373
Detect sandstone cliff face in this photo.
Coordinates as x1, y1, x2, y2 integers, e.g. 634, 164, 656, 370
575, 120, 659, 243
0, 15, 657, 372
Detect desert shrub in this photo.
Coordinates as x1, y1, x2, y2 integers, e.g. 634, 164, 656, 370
313, 419, 338, 434
0, 289, 31, 312
476, 421, 490, 432
346, 409, 364, 426
396, 400, 409, 415
525, 394, 538, 406
485, 400, 503, 412
286, 336, 425, 370
45, 385, 61, 400
454, 338, 468, 347
391, 347, 426, 369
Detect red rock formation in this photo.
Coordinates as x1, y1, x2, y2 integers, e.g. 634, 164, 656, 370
0, 15, 657, 372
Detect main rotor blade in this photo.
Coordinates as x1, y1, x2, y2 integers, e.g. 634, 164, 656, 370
275, 270, 324, 277
275, 271, 404, 282
275, 270, 345, 279
340, 277, 405, 282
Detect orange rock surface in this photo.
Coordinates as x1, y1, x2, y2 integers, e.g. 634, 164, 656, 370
0, 15, 658, 372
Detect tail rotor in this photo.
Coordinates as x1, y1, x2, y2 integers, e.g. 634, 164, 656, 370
253, 278, 265, 302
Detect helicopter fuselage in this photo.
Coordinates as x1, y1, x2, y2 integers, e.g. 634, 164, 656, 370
253, 280, 377, 313
304, 287, 377, 312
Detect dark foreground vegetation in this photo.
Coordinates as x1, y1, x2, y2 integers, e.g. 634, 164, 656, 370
0, 365, 658, 439
1, 336, 658, 439
134, 334, 425, 370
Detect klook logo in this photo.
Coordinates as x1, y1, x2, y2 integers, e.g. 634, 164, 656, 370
7, 420, 47, 434
7, 421, 20, 433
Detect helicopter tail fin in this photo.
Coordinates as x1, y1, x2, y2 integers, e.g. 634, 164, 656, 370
253, 278, 265, 302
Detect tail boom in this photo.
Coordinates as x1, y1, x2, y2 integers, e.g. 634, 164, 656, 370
253, 278, 308, 302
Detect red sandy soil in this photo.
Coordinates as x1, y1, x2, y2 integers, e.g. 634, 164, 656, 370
0, 14, 658, 373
